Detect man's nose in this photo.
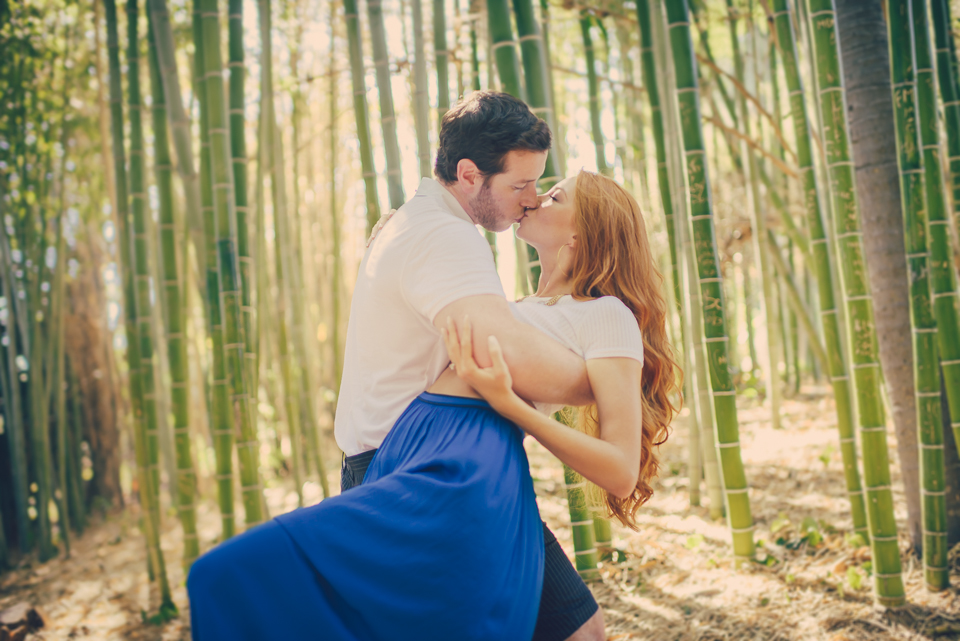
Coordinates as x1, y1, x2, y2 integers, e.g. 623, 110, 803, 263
520, 183, 540, 208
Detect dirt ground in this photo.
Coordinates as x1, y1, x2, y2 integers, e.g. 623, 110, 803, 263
4, 387, 960, 640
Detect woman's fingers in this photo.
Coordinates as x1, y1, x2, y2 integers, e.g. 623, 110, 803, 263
458, 315, 476, 374
444, 317, 461, 365
488, 335, 510, 382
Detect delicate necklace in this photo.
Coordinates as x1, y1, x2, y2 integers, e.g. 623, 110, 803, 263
517, 293, 566, 306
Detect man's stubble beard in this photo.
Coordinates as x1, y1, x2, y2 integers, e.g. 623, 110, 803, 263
471, 177, 512, 232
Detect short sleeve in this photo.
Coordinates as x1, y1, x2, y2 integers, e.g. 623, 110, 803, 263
578, 297, 644, 365
401, 217, 505, 322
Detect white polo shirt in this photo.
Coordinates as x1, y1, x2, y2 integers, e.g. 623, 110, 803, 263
335, 178, 505, 456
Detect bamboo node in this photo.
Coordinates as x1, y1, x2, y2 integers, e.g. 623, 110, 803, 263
574, 548, 598, 556
570, 520, 594, 527
717, 441, 741, 449
491, 40, 517, 51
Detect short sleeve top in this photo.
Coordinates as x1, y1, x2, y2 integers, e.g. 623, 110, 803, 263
508, 295, 644, 416
334, 178, 505, 456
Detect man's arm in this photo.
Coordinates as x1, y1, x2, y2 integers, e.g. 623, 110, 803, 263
434, 295, 594, 406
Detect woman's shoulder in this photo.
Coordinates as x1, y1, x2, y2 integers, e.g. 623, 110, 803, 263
577, 295, 636, 320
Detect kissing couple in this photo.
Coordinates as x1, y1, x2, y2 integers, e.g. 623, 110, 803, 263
188, 91, 680, 641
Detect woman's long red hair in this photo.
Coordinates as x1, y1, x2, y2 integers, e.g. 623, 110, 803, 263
567, 171, 681, 529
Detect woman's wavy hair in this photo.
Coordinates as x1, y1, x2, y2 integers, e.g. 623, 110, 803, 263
565, 170, 681, 529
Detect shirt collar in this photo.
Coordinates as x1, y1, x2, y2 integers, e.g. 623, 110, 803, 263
415, 177, 474, 225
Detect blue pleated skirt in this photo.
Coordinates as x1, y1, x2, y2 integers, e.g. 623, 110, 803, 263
188, 392, 545, 641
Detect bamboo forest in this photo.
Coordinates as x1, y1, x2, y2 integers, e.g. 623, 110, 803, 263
8, 0, 960, 638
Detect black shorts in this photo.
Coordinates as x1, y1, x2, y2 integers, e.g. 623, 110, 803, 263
341, 450, 599, 641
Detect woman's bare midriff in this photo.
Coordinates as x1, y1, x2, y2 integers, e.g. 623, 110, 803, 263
426, 368, 483, 399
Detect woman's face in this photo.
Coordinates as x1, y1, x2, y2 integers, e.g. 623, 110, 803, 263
515, 176, 578, 254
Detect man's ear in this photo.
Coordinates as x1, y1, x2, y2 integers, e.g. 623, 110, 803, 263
456, 158, 482, 193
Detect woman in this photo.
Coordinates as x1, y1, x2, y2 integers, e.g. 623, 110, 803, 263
187, 171, 679, 641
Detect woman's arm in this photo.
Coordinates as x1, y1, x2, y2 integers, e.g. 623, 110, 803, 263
442, 317, 642, 499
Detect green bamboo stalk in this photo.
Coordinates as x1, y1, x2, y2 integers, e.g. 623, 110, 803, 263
616, 22, 646, 209
316, 1, 338, 499
925, 0, 960, 458
434, 0, 450, 127
513, 0, 560, 186
199, 0, 265, 527
127, 0, 164, 534
580, 13, 609, 177
470, 9, 481, 92
687, 249, 724, 519
106, 0, 176, 616
66, 361, 86, 533
931, 0, 960, 227
52, 245, 70, 556
0, 212, 30, 551
807, 0, 905, 604
28, 272, 56, 562
564, 463, 599, 581
771, 0, 867, 537
146, 0, 204, 278
665, 0, 754, 562
229, 0, 257, 412
887, 0, 948, 591
367, 0, 405, 208
637, 0, 681, 348
123, 0, 169, 579
727, 0, 782, 432
259, 0, 304, 507
52, 29, 74, 555
147, 12, 199, 568
656, 0, 722, 520
0, 498, 7, 567
486, 0, 523, 98
539, 0, 563, 169
192, 2, 235, 539
411, 0, 431, 178
344, 0, 382, 235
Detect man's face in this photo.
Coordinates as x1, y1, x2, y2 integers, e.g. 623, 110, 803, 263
469, 150, 548, 232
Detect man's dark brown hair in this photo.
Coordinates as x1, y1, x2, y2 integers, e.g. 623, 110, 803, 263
434, 91, 552, 184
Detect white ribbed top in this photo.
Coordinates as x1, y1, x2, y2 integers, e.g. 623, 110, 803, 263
508, 295, 644, 416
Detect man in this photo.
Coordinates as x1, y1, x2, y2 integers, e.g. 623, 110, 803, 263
336, 91, 605, 641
